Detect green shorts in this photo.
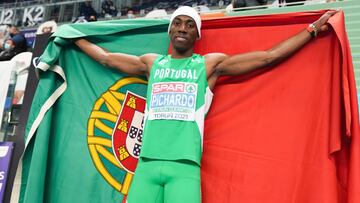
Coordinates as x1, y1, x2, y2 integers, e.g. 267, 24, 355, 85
127, 158, 201, 203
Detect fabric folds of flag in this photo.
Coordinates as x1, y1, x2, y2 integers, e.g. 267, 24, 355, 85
17, 10, 359, 203
18, 19, 170, 203
199, 11, 360, 203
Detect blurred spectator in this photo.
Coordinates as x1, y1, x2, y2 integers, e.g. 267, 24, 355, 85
36, 21, 58, 35
0, 39, 17, 61
79, 1, 98, 22
198, 0, 209, 5
0, 25, 9, 50
101, 0, 118, 18
218, 0, 225, 8
127, 8, 135, 19
0, 25, 28, 61
42, 26, 53, 34
232, 0, 268, 8
8, 25, 28, 53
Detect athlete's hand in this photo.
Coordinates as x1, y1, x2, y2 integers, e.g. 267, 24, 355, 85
313, 10, 339, 33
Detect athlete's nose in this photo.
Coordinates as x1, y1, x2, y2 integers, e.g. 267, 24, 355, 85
178, 23, 187, 33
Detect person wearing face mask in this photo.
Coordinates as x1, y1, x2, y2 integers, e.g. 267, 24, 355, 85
0, 39, 17, 61
8, 25, 28, 53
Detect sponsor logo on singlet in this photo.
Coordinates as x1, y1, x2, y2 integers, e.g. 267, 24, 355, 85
148, 82, 197, 121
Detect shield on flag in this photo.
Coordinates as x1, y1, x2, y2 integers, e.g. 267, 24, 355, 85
112, 91, 146, 174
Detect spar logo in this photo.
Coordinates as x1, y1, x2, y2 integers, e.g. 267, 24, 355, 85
87, 77, 147, 196
149, 82, 198, 121
112, 91, 146, 174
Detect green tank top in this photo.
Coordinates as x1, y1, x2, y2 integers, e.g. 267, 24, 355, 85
140, 54, 213, 165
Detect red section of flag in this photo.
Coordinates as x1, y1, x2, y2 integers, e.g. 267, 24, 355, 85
195, 11, 360, 203
122, 195, 127, 203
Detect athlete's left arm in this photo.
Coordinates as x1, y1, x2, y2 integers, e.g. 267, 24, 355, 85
214, 10, 338, 76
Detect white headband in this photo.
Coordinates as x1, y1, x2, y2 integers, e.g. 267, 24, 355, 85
168, 6, 201, 39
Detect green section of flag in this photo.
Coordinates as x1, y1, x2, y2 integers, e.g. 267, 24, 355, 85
20, 19, 170, 203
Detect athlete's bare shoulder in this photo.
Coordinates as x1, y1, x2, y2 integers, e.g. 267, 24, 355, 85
204, 53, 229, 76
204, 52, 228, 59
140, 53, 159, 64
140, 53, 159, 74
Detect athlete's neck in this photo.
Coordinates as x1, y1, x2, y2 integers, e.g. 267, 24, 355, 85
171, 48, 194, 59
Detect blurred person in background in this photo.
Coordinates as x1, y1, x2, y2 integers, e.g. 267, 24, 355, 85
0, 39, 17, 61
42, 26, 53, 34
227, 0, 268, 12
0, 25, 28, 61
232, 0, 268, 8
127, 8, 135, 19
218, 0, 225, 8
0, 25, 9, 50
8, 25, 27, 53
102, 0, 118, 18
79, 1, 98, 22
36, 21, 58, 35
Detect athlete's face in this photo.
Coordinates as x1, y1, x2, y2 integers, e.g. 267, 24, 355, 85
169, 15, 198, 54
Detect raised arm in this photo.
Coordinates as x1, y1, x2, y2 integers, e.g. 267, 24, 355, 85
212, 10, 338, 76
74, 38, 157, 76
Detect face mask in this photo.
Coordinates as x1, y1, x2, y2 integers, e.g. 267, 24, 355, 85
3, 43, 11, 50
9, 33, 15, 37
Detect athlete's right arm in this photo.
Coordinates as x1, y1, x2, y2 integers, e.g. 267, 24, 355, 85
74, 38, 157, 76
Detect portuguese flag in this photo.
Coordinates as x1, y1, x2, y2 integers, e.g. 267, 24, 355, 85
17, 19, 170, 203
16, 11, 359, 203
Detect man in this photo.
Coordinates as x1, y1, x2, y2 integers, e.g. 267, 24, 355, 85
75, 6, 337, 203
8, 25, 28, 53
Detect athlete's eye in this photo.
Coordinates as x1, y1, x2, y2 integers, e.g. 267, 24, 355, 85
173, 21, 180, 26
187, 23, 194, 28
